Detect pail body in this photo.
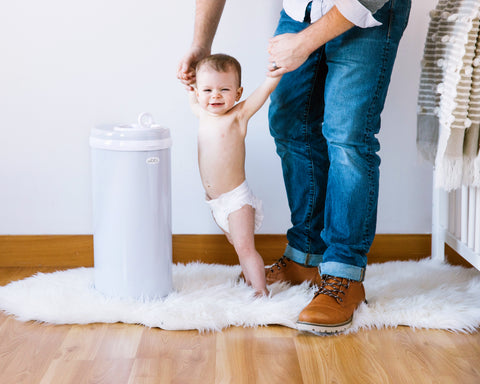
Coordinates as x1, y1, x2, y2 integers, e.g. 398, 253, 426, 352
90, 114, 172, 299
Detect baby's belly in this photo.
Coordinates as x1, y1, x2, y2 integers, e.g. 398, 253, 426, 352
200, 164, 246, 199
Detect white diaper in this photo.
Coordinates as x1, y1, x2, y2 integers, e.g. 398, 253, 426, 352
205, 180, 263, 233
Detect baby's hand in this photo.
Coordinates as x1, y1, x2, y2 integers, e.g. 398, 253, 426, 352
177, 65, 196, 91
188, 88, 199, 113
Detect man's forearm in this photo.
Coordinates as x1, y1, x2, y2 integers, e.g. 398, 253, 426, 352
192, 0, 226, 51
300, 6, 354, 56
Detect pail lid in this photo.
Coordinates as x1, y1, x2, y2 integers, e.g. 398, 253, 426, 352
90, 112, 172, 151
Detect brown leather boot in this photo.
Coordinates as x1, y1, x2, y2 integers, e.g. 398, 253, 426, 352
265, 256, 321, 286
296, 275, 366, 334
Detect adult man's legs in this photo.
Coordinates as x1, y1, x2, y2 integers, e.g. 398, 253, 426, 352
297, 0, 412, 333
268, 10, 328, 285
268, 1, 411, 332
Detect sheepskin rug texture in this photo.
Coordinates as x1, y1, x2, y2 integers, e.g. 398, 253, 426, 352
0, 259, 479, 333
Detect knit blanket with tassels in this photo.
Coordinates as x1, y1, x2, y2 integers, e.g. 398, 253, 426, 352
417, 0, 480, 191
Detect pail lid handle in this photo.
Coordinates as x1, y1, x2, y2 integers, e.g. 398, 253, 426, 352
138, 112, 154, 129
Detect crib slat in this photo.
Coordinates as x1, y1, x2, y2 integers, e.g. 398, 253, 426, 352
449, 190, 456, 235
468, 187, 476, 249
475, 188, 480, 253
455, 188, 461, 238
461, 186, 468, 242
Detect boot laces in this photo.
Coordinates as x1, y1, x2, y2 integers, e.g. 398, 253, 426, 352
270, 256, 288, 272
315, 275, 350, 303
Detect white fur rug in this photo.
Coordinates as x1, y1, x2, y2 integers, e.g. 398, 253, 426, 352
0, 259, 479, 333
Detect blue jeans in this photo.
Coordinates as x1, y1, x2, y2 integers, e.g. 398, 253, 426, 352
269, 0, 411, 281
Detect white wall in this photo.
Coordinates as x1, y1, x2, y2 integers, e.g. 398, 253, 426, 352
0, 0, 435, 235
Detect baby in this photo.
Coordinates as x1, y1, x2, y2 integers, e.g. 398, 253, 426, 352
187, 53, 280, 296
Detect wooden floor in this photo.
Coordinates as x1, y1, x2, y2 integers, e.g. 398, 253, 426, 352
0, 267, 479, 384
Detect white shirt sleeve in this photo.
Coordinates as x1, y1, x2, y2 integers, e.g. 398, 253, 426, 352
335, 0, 382, 28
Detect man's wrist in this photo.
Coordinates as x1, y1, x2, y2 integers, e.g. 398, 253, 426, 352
300, 6, 355, 53
190, 44, 211, 55
298, 27, 323, 57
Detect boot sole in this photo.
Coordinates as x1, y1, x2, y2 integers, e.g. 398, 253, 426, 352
296, 317, 352, 335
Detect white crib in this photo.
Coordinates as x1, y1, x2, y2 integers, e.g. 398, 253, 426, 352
420, 1, 480, 272
432, 183, 480, 271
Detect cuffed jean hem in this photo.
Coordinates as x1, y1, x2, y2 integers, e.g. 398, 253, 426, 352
284, 244, 323, 267
320, 261, 365, 282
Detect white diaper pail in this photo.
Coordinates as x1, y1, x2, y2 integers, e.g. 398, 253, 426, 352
90, 112, 172, 299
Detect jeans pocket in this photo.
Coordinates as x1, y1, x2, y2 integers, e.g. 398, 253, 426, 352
387, 0, 412, 40
387, 0, 396, 40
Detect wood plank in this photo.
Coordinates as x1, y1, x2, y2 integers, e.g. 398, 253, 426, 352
254, 334, 303, 383
0, 235, 93, 267
215, 327, 257, 383
367, 234, 432, 264
54, 323, 108, 361
215, 326, 303, 383
0, 267, 61, 286
39, 359, 134, 384
0, 234, 434, 268
0, 315, 71, 384
94, 323, 143, 359
128, 359, 177, 384
39, 360, 92, 384
134, 328, 215, 383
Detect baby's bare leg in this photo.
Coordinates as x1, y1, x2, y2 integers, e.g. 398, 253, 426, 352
211, 212, 234, 244
228, 205, 268, 296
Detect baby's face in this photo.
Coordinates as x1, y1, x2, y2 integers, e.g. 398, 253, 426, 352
195, 67, 243, 116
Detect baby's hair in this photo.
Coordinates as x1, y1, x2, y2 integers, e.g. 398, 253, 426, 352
196, 53, 242, 87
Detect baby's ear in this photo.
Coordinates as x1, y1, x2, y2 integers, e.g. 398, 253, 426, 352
236, 87, 243, 101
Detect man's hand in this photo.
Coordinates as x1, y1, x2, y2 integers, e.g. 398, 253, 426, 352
267, 6, 354, 77
177, 46, 210, 90
267, 33, 310, 77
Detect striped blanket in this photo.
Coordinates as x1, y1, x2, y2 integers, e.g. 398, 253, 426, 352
417, 0, 480, 190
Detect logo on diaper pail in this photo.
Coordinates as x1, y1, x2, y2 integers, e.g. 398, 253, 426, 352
146, 157, 160, 165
